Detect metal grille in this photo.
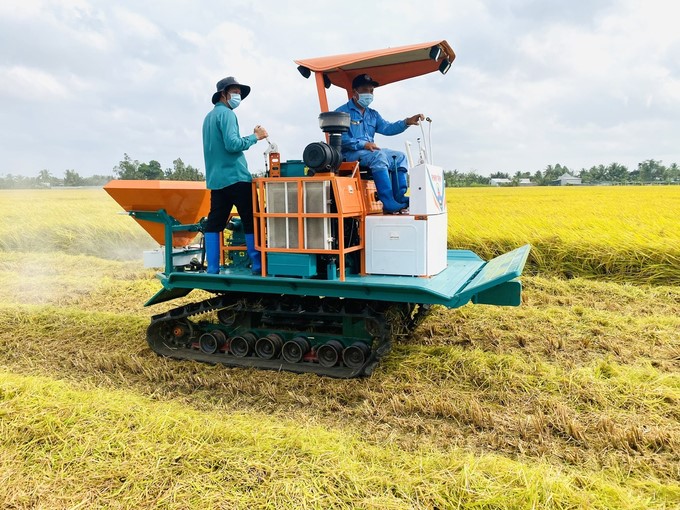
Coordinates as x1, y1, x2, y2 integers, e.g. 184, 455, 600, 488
266, 182, 299, 248
303, 181, 332, 250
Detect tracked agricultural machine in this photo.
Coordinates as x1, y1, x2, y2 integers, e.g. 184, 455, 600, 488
105, 41, 530, 378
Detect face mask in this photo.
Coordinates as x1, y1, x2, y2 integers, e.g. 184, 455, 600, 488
227, 93, 241, 109
357, 93, 373, 108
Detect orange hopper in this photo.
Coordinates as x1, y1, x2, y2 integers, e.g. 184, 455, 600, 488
104, 180, 210, 247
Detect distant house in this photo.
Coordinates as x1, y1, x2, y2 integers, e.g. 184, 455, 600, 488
553, 173, 582, 186
490, 178, 511, 186
518, 178, 535, 186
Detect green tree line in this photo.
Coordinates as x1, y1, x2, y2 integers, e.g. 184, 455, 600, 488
3, 157, 678, 190
113, 154, 204, 181
0, 154, 205, 189
444, 159, 680, 187
0, 170, 113, 189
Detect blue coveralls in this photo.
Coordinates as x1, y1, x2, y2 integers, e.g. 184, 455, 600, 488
335, 99, 410, 212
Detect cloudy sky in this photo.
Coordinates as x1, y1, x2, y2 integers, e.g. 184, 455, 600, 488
1, 0, 678, 178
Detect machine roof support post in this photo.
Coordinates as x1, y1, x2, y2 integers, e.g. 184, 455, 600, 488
314, 72, 329, 113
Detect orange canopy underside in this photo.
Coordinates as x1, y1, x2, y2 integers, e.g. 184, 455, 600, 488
295, 40, 455, 93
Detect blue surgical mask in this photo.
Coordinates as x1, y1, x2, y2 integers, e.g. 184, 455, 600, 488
227, 93, 241, 109
357, 93, 373, 108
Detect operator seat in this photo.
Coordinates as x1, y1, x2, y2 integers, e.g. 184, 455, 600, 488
359, 165, 373, 180
342, 157, 373, 180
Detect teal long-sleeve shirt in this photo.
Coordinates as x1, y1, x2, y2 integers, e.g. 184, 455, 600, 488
202, 102, 258, 190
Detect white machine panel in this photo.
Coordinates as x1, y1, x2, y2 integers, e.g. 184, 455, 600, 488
409, 163, 446, 215
365, 213, 447, 276
143, 246, 202, 268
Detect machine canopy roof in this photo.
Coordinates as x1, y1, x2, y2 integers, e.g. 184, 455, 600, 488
295, 40, 455, 93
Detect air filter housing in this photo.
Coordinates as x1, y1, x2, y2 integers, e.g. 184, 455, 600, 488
303, 112, 350, 173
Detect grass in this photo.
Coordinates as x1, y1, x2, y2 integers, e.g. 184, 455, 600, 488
0, 267, 678, 507
2, 186, 679, 282
0, 187, 679, 508
1, 372, 677, 509
0, 189, 155, 259
447, 186, 680, 284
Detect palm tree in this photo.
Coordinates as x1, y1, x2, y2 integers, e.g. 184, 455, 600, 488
38, 169, 52, 182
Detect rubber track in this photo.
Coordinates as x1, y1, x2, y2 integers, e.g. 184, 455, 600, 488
146, 294, 426, 378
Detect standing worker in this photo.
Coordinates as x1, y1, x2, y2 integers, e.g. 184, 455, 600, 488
202, 76, 268, 274
335, 74, 424, 213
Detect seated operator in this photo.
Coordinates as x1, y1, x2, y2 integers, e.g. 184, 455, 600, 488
335, 74, 424, 213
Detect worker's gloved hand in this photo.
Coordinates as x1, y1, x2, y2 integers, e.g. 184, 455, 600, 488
364, 141, 380, 151
405, 114, 425, 126
254, 125, 268, 140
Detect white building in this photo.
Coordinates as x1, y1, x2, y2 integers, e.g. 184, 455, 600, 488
553, 173, 582, 186
490, 178, 511, 186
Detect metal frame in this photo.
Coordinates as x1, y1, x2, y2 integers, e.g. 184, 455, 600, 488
127, 209, 203, 274
253, 173, 367, 281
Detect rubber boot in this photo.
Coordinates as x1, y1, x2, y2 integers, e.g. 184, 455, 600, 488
205, 232, 221, 274
395, 168, 409, 207
373, 169, 406, 213
245, 233, 261, 274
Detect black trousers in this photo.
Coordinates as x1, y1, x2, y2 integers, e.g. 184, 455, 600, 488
204, 181, 255, 234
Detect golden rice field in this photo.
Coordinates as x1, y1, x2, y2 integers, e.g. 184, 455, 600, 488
447, 186, 680, 285
0, 186, 679, 509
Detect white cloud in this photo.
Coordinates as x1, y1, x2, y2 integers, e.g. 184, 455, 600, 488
0, 65, 69, 100
124, 59, 161, 85
0, 0, 46, 19
112, 7, 162, 40
0, 0, 679, 177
